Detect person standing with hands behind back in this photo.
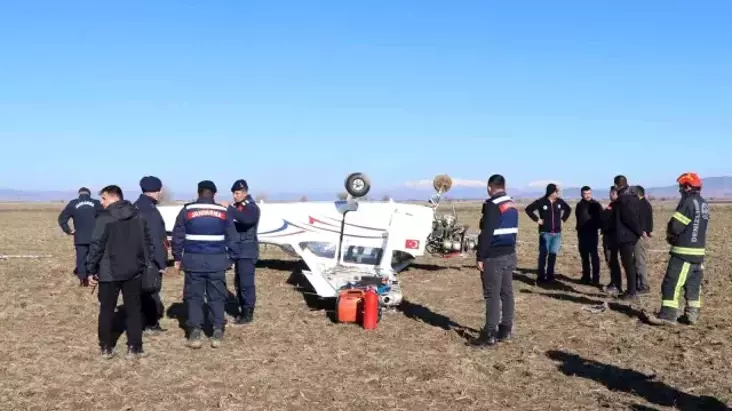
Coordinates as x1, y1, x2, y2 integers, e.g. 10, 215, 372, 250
470, 174, 518, 347
525, 183, 572, 283
133, 176, 168, 333
575, 186, 603, 286
171, 181, 240, 349
632, 185, 654, 294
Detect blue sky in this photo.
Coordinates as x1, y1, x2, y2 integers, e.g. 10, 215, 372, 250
1, 0, 730, 196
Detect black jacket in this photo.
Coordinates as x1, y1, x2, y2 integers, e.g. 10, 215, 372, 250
133, 194, 168, 270
525, 197, 571, 233
575, 198, 603, 233
638, 197, 654, 236
601, 202, 616, 247
57, 194, 102, 244
86, 200, 154, 282
613, 186, 643, 245
227, 194, 261, 259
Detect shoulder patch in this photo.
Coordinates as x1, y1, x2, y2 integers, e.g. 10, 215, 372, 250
498, 201, 516, 213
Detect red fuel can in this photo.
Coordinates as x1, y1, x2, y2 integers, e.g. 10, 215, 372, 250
362, 288, 379, 330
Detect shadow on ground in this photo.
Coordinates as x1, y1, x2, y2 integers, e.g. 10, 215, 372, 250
166, 302, 223, 337
546, 350, 731, 411
519, 289, 643, 319
285, 270, 337, 322
406, 263, 450, 272
397, 299, 478, 341
512, 269, 583, 294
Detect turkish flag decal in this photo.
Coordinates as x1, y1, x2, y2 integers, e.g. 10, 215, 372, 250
404, 239, 420, 249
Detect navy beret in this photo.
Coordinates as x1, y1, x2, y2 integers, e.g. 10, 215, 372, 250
198, 180, 217, 193
231, 179, 249, 192
139, 176, 163, 193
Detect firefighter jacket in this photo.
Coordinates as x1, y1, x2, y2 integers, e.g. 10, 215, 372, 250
666, 191, 709, 264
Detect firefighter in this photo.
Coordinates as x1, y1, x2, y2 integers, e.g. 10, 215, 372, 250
647, 172, 709, 326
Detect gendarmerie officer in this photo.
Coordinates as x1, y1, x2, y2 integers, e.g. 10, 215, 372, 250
222, 179, 261, 325
133, 176, 168, 333
57, 187, 102, 282
171, 180, 240, 348
470, 174, 519, 347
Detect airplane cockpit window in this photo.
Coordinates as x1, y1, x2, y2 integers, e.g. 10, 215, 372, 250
342, 245, 382, 265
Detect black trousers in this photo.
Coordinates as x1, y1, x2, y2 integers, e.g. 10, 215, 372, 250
98, 276, 143, 348
605, 246, 622, 290
234, 258, 257, 312
577, 231, 600, 282
74, 245, 89, 277
618, 241, 637, 295
141, 290, 164, 327
659, 256, 703, 320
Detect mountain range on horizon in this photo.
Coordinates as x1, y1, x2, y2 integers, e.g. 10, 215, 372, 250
3, 176, 732, 203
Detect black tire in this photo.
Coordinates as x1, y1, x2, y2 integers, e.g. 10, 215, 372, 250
344, 172, 371, 198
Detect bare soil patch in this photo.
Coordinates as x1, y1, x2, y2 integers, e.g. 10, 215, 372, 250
0, 202, 730, 410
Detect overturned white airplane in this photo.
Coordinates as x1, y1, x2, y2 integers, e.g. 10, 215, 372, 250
158, 173, 479, 308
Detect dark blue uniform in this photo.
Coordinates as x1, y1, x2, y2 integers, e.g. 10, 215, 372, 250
227, 194, 261, 321
171, 197, 239, 334
133, 194, 168, 329
57, 191, 102, 279
472, 191, 519, 347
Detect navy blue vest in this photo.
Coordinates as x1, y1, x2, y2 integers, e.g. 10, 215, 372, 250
489, 194, 519, 247
183, 202, 228, 254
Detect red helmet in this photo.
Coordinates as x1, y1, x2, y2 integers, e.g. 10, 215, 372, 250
677, 172, 702, 188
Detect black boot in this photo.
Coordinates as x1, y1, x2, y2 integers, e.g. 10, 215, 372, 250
144, 322, 167, 335
468, 327, 498, 347
497, 324, 512, 342
234, 307, 254, 325
125, 345, 147, 360
100, 345, 115, 359
186, 328, 204, 349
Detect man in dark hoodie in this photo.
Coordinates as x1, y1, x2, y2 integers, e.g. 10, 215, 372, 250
525, 183, 572, 283
133, 176, 168, 333
57, 187, 102, 282
575, 186, 603, 285
612, 175, 643, 302
86, 185, 155, 360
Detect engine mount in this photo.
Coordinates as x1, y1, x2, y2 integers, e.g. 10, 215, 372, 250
425, 174, 478, 256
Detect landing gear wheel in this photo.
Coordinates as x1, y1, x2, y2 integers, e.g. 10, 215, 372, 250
345, 172, 371, 198
433, 174, 453, 193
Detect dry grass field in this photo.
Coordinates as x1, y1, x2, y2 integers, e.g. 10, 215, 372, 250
1, 201, 731, 411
